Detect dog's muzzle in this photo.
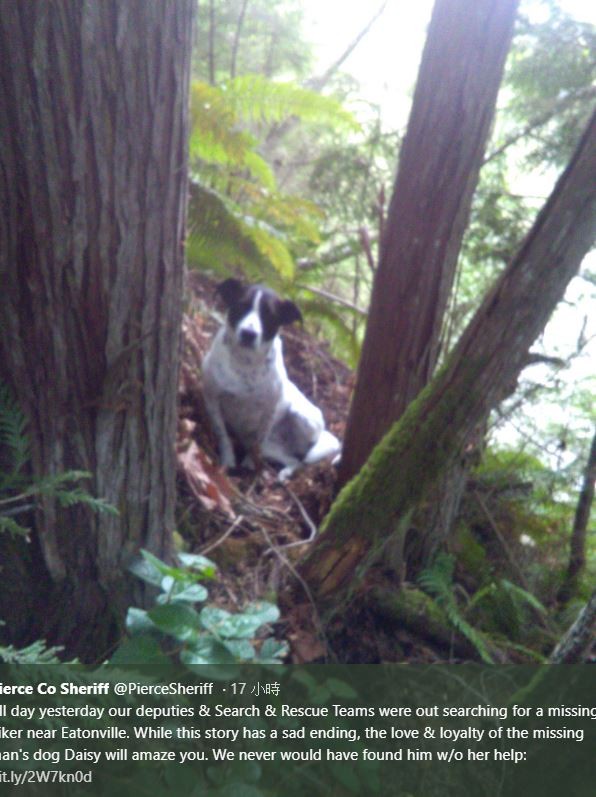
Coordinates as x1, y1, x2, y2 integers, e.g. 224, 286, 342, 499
239, 329, 257, 348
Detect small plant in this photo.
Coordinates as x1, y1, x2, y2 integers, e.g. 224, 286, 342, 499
418, 552, 495, 664
0, 381, 117, 538
114, 549, 288, 667
0, 624, 63, 664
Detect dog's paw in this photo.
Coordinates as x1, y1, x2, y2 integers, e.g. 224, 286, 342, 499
277, 465, 297, 483
240, 454, 256, 470
220, 448, 237, 470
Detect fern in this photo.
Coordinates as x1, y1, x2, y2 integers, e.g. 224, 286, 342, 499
0, 514, 30, 538
468, 578, 547, 642
223, 74, 358, 131
0, 382, 119, 538
296, 297, 361, 366
0, 381, 30, 476
187, 75, 357, 286
187, 182, 280, 281
418, 553, 495, 664
189, 81, 276, 188
0, 637, 63, 664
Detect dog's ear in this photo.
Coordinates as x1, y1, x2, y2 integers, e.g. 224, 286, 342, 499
216, 278, 245, 307
278, 299, 302, 326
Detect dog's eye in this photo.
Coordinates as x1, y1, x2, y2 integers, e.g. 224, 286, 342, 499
229, 300, 253, 328
260, 300, 281, 341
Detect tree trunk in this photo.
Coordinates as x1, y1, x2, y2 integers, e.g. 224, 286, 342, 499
558, 429, 596, 603
550, 590, 596, 663
339, 0, 519, 485
0, 1, 193, 659
301, 110, 596, 613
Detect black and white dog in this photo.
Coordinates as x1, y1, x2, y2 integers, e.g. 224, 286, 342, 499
202, 279, 341, 481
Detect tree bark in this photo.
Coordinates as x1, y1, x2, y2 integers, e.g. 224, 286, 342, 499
550, 590, 596, 663
339, 0, 519, 485
558, 429, 596, 603
0, 1, 193, 659
301, 110, 596, 613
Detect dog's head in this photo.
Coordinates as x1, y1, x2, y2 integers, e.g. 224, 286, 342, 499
216, 278, 302, 351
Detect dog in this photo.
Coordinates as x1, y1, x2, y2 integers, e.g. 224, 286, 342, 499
202, 278, 341, 481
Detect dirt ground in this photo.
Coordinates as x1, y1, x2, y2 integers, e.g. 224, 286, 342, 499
177, 271, 359, 662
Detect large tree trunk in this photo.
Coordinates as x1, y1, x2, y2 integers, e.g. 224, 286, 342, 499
338, 0, 519, 485
0, 1, 193, 659
301, 110, 596, 613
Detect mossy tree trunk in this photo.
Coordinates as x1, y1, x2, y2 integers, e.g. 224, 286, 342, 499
301, 111, 596, 614
338, 0, 519, 486
0, 1, 194, 659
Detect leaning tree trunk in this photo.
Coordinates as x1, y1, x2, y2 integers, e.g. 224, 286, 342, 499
550, 590, 596, 663
301, 110, 596, 614
0, 2, 193, 659
338, 0, 519, 486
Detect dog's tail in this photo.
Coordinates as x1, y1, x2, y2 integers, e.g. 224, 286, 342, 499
304, 430, 341, 466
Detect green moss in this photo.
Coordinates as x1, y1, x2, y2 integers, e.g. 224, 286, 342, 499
456, 523, 491, 583
310, 358, 484, 585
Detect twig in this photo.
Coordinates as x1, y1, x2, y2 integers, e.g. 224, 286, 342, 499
359, 226, 376, 273
199, 514, 245, 556
307, 2, 389, 92
274, 482, 319, 549
257, 518, 334, 661
301, 284, 367, 316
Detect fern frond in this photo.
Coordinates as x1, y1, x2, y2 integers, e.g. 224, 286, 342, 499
0, 514, 30, 538
256, 193, 323, 244
419, 553, 495, 664
244, 221, 294, 279
53, 487, 119, 516
187, 182, 293, 281
190, 81, 277, 189
29, 469, 93, 494
0, 639, 63, 664
296, 297, 361, 365
224, 74, 359, 131
25, 470, 119, 516
0, 382, 30, 473
500, 579, 547, 615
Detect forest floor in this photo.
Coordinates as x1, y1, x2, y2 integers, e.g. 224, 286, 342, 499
177, 271, 369, 663
175, 273, 575, 665
177, 273, 500, 664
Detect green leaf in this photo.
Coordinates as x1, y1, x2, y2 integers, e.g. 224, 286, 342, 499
222, 638, 256, 660
125, 608, 156, 635
200, 602, 279, 639
110, 634, 167, 667
181, 637, 236, 666
157, 579, 209, 605
258, 637, 288, 662
129, 556, 164, 588
148, 603, 202, 643
177, 552, 217, 578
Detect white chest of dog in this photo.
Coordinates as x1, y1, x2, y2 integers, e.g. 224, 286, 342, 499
202, 279, 341, 480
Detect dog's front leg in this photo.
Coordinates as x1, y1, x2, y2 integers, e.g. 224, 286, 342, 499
203, 391, 236, 469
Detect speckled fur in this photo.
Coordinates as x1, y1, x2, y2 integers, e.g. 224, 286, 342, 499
202, 279, 341, 480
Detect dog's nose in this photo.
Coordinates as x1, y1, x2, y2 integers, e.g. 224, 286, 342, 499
239, 329, 257, 347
